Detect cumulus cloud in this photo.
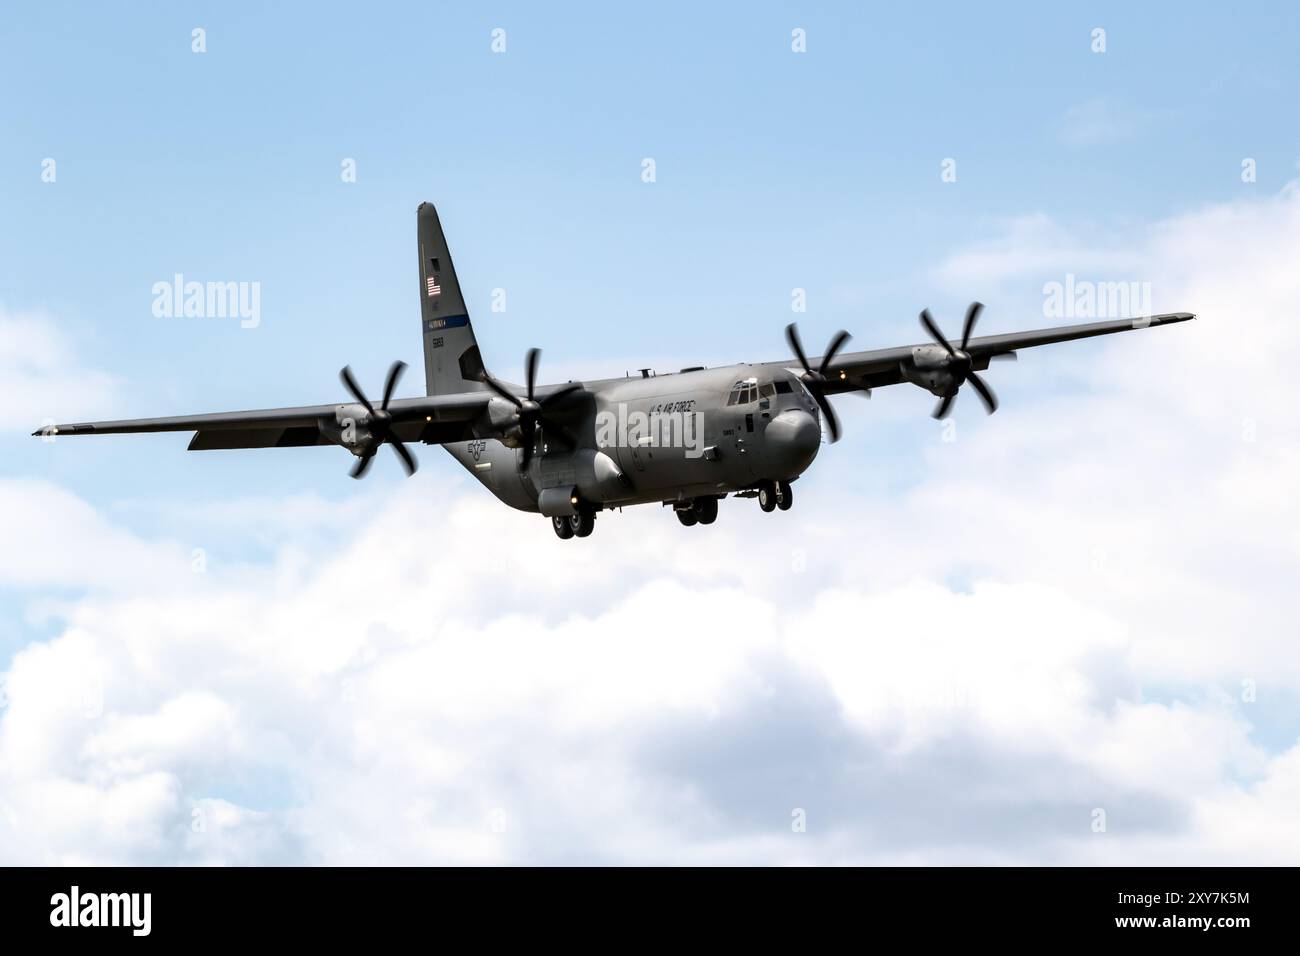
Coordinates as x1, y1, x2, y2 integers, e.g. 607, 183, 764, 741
0, 307, 120, 432
934, 213, 1150, 289
0, 479, 193, 592
3, 182, 1300, 864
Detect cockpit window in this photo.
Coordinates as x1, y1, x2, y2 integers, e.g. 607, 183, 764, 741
774, 380, 792, 394
727, 378, 761, 406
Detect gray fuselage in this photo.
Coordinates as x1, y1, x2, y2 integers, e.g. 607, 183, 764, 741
444, 364, 822, 514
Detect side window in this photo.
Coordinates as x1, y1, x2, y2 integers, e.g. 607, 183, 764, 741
726, 390, 739, 406
759, 382, 775, 398
774, 380, 792, 394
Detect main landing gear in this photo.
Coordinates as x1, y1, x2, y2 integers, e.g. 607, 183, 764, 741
552, 510, 596, 539
757, 480, 794, 513
676, 496, 719, 527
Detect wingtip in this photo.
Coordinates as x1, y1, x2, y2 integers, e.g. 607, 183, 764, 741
1139, 312, 1196, 327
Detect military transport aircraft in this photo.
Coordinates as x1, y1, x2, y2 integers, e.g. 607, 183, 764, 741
35, 203, 1194, 539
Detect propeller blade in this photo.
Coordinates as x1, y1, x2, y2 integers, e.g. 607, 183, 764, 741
540, 382, 583, 408
349, 452, 375, 480
480, 371, 523, 407
919, 309, 955, 356
389, 438, 418, 476
785, 323, 812, 374
819, 329, 852, 375
381, 360, 407, 410
518, 418, 537, 470
339, 366, 375, 416
960, 301, 984, 351
525, 348, 541, 401
813, 389, 841, 443
966, 371, 999, 414
932, 391, 957, 420
542, 423, 575, 451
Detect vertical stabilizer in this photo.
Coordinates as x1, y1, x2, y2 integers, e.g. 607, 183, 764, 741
417, 203, 486, 395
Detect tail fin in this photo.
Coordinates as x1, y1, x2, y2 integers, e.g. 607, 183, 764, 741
417, 202, 487, 396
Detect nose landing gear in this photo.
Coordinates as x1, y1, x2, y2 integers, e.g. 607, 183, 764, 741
777, 480, 793, 511
758, 480, 794, 513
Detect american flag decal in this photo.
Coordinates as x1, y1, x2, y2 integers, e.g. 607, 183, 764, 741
427, 275, 442, 297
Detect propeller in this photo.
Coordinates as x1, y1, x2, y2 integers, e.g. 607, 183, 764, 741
784, 323, 853, 442
338, 360, 419, 479
918, 301, 1000, 420
479, 348, 583, 470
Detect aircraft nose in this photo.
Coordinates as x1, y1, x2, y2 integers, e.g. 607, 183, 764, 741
765, 408, 821, 476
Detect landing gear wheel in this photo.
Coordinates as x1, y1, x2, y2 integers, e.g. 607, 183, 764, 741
758, 481, 778, 513
676, 509, 698, 527
693, 496, 718, 525
552, 516, 574, 539
777, 481, 793, 511
570, 510, 596, 538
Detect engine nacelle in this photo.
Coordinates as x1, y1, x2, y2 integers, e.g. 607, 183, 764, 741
900, 345, 958, 398
318, 403, 377, 457
485, 396, 524, 447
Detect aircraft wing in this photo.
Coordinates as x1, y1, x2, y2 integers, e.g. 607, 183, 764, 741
33, 392, 492, 449
767, 312, 1196, 393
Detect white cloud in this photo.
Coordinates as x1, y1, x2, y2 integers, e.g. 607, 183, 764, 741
3, 182, 1300, 864
934, 213, 1150, 289
0, 307, 120, 431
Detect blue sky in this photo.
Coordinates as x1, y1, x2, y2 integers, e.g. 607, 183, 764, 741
3, 3, 1300, 864
5, 1, 1296, 517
